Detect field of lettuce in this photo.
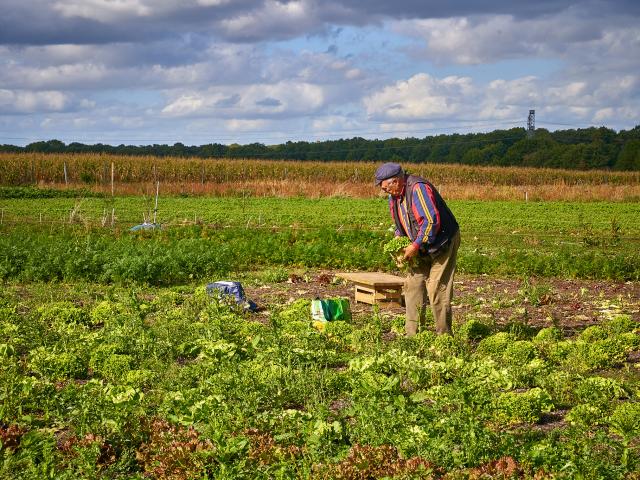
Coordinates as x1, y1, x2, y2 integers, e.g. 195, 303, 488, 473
1, 188, 639, 479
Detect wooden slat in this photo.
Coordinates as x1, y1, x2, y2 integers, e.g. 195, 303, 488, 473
337, 272, 405, 287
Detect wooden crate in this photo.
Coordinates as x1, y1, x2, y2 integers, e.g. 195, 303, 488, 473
337, 272, 405, 307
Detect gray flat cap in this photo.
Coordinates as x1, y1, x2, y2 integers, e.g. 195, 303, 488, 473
374, 162, 403, 186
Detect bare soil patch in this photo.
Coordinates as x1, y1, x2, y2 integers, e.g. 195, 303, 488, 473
244, 270, 640, 334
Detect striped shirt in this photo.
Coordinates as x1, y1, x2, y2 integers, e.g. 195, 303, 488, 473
389, 182, 441, 249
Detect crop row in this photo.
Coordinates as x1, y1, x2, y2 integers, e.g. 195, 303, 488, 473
0, 284, 638, 478
2, 197, 639, 237
1, 225, 638, 283
2, 152, 639, 187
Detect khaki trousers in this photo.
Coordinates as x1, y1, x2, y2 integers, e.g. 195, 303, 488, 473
403, 230, 460, 336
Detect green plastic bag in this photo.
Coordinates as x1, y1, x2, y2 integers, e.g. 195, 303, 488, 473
310, 298, 351, 322
329, 298, 351, 321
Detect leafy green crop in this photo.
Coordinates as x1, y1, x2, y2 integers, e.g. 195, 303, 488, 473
495, 388, 554, 424
383, 236, 412, 256
0, 267, 639, 477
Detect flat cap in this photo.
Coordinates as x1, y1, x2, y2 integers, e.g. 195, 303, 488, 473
374, 162, 403, 186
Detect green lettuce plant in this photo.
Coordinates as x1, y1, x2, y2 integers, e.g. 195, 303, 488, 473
566, 403, 605, 428
383, 236, 413, 269
495, 388, 554, 424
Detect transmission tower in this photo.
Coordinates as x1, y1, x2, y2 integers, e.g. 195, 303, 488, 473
527, 109, 535, 138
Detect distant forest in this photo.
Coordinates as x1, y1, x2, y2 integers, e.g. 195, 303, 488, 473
2, 125, 640, 170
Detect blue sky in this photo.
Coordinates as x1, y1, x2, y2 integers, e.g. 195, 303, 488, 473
0, 0, 638, 146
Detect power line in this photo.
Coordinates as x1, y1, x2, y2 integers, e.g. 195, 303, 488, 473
536, 120, 599, 128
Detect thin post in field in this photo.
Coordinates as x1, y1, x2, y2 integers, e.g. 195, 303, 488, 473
153, 181, 159, 224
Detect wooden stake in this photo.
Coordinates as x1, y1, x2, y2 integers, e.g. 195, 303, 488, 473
153, 181, 159, 224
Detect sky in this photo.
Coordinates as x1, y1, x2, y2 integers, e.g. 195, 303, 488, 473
0, 0, 639, 146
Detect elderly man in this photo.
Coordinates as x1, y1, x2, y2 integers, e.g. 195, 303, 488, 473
375, 163, 460, 336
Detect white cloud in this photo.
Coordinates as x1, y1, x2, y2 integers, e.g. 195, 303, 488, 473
0, 89, 69, 113
53, 0, 151, 21
161, 94, 205, 116
486, 77, 539, 106
225, 119, 268, 131
311, 115, 360, 133
196, 0, 231, 6
593, 107, 615, 121
217, 0, 322, 41
396, 15, 532, 65
394, 8, 638, 67
109, 115, 146, 128
72, 117, 97, 128
1, 0, 639, 144
364, 73, 475, 121
345, 68, 362, 80
79, 98, 96, 108
162, 81, 326, 118
366, 70, 640, 128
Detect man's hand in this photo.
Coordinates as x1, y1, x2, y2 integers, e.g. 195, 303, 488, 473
403, 243, 419, 261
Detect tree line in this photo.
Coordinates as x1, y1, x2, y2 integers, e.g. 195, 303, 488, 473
2, 125, 639, 170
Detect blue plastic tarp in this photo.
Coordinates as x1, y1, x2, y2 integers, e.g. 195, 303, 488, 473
129, 223, 160, 231
206, 281, 258, 312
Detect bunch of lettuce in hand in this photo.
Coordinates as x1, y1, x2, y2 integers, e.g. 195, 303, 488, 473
383, 236, 415, 270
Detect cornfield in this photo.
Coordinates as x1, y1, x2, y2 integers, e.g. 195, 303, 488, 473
1, 152, 639, 201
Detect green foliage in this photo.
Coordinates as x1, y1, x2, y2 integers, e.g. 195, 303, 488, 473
494, 388, 554, 424
0, 186, 102, 199
564, 339, 629, 372
3, 197, 640, 282
566, 403, 605, 428
545, 340, 575, 364
97, 354, 135, 383
383, 236, 412, 256
533, 327, 563, 344
0, 343, 16, 358
257, 267, 290, 283
89, 301, 127, 326
278, 299, 312, 323
36, 302, 89, 327
502, 340, 537, 364
383, 236, 414, 271
608, 402, 640, 440
323, 320, 353, 339
5, 125, 640, 170
579, 325, 608, 343
617, 332, 640, 351
603, 314, 638, 335
476, 332, 517, 357
517, 278, 553, 307
430, 333, 461, 357
575, 376, 626, 406
457, 319, 492, 341
0, 280, 639, 478
27, 347, 87, 380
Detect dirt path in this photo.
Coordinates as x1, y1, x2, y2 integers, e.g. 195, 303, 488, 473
244, 270, 640, 334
